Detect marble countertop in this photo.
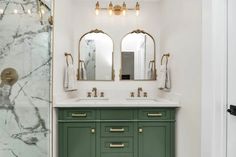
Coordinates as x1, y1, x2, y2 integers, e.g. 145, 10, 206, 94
54, 98, 180, 108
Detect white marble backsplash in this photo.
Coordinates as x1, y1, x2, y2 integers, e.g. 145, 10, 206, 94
0, 0, 51, 157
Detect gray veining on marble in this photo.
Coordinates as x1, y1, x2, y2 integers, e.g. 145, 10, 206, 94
0, 0, 51, 157
85, 40, 96, 80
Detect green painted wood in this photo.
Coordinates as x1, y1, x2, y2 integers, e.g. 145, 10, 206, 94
101, 153, 133, 157
101, 122, 133, 137
100, 109, 134, 120
138, 108, 172, 120
138, 122, 171, 157
101, 137, 133, 153
59, 108, 96, 120
59, 123, 96, 157
58, 108, 176, 157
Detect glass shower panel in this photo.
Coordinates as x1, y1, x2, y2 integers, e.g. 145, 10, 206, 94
0, 0, 51, 157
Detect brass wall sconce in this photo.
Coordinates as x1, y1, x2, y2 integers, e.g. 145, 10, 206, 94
95, 1, 140, 16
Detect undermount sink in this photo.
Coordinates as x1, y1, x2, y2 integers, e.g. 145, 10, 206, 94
76, 98, 109, 102
126, 98, 160, 103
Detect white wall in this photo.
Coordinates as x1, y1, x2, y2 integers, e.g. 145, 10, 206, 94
54, 0, 161, 100
53, 1, 202, 157
159, 1, 202, 157
54, 0, 74, 96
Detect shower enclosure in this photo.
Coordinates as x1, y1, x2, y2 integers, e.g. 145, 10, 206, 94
0, 0, 52, 157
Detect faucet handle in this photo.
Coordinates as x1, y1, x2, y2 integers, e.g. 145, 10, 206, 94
100, 92, 104, 97
144, 92, 148, 97
130, 92, 135, 97
87, 92, 92, 97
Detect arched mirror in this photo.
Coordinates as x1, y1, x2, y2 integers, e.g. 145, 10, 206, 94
78, 29, 114, 81
120, 29, 156, 80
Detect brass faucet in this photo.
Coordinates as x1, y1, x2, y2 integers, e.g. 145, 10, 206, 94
137, 87, 143, 97
92, 87, 98, 97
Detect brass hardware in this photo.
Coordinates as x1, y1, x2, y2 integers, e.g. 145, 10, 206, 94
1, 68, 18, 86
91, 128, 95, 133
144, 92, 148, 97
100, 92, 104, 97
95, 1, 140, 16
87, 92, 92, 97
110, 128, 125, 132
109, 143, 125, 148
71, 113, 87, 117
92, 87, 98, 97
137, 87, 143, 97
48, 16, 53, 25
139, 128, 143, 133
161, 53, 170, 65
130, 92, 135, 97
147, 113, 163, 117
65, 53, 74, 66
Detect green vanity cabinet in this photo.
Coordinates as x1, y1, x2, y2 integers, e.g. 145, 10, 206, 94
138, 122, 172, 157
59, 122, 96, 157
58, 108, 176, 157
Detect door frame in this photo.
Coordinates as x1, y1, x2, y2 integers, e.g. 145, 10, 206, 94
201, 0, 228, 157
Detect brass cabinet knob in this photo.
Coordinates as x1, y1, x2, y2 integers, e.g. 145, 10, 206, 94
91, 128, 95, 133
139, 128, 143, 133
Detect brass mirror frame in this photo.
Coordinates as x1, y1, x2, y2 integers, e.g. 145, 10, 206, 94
77, 29, 115, 81
120, 29, 157, 81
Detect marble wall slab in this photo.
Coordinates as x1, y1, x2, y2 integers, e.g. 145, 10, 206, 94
0, 0, 51, 157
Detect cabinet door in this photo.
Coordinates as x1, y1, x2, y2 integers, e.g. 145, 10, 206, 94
59, 123, 96, 157
138, 122, 172, 157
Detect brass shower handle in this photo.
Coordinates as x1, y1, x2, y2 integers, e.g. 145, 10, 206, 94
1, 68, 18, 86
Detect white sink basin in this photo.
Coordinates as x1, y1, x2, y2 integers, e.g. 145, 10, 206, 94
126, 98, 160, 103
76, 98, 109, 102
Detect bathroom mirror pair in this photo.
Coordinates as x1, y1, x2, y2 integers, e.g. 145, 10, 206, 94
78, 29, 156, 81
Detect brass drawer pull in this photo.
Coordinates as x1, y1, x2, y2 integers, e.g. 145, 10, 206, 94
147, 113, 162, 117
109, 143, 125, 148
71, 113, 87, 117
109, 128, 125, 132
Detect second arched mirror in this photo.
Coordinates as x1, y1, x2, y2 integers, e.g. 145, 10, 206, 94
120, 29, 156, 81
78, 29, 114, 81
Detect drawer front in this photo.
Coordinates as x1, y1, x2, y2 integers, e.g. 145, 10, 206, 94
101, 138, 133, 153
59, 109, 96, 120
101, 122, 133, 137
138, 109, 171, 120
101, 153, 133, 157
100, 109, 134, 120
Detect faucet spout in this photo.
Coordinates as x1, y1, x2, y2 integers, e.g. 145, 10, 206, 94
137, 87, 143, 97
92, 87, 98, 97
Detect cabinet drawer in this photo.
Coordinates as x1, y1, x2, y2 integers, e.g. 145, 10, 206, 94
101, 153, 133, 157
100, 109, 134, 120
101, 122, 133, 137
138, 109, 171, 120
59, 109, 96, 120
101, 137, 133, 153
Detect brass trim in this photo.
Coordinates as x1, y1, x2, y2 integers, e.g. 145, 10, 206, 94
109, 143, 125, 148
71, 113, 87, 117
147, 113, 163, 117
78, 29, 115, 81
91, 128, 95, 133
120, 29, 157, 81
161, 53, 170, 65
0, 68, 19, 86
109, 128, 125, 132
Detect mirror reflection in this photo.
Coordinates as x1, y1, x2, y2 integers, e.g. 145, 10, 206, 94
78, 29, 114, 81
121, 30, 156, 80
